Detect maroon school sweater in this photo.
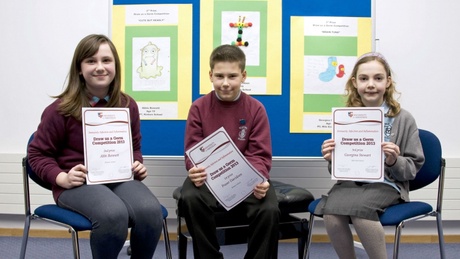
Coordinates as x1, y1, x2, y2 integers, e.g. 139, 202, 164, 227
28, 96, 143, 202
184, 91, 272, 178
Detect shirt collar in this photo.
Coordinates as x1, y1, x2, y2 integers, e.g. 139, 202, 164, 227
381, 101, 390, 116
89, 95, 110, 107
214, 90, 241, 101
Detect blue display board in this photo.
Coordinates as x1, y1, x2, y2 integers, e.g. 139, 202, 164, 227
113, 0, 373, 156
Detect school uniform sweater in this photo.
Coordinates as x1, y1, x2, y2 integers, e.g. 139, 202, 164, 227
184, 91, 272, 179
28, 96, 143, 202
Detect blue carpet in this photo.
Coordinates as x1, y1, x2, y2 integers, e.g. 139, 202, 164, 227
1, 236, 459, 258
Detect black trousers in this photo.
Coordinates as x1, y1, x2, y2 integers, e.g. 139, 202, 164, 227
180, 177, 280, 259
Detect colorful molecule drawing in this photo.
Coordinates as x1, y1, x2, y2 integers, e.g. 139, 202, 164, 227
229, 16, 252, 47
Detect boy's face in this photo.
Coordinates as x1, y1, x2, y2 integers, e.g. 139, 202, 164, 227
209, 61, 246, 102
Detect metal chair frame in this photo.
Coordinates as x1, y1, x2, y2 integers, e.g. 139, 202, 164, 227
20, 156, 90, 259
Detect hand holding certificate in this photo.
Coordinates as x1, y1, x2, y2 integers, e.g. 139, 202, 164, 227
332, 107, 384, 182
82, 108, 134, 185
186, 127, 266, 210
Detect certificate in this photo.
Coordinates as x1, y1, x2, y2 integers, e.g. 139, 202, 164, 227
332, 107, 384, 181
186, 127, 266, 210
82, 108, 134, 185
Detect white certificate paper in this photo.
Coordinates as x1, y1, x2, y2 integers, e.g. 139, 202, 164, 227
82, 108, 134, 185
332, 107, 384, 181
186, 127, 266, 210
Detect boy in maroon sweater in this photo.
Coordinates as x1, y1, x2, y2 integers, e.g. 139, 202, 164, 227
180, 44, 280, 259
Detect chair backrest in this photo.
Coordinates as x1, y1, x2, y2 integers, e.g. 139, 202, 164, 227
26, 132, 53, 191
409, 129, 443, 191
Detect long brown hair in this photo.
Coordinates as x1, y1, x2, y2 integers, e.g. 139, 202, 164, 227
344, 52, 400, 117
54, 34, 129, 120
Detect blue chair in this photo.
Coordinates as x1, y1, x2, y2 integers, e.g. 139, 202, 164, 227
20, 133, 172, 259
304, 129, 446, 259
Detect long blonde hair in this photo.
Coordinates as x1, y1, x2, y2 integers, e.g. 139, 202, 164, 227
344, 52, 400, 117
54, 34, 129, 120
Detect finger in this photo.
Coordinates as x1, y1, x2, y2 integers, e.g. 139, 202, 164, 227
133, 164, 144, 173
254, 192, 265, 199
136, 167, 146, 175
192, 174, 203, 183
137, 172, 147, 181
75, 175, 86, 182
75, 164, 87, 173
137, 166, 146, 175
188, 168, 197, 176
132, 160, 141, 167
68, 171, 79, 181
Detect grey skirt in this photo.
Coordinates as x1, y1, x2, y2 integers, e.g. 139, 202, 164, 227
314, 181, 401, 221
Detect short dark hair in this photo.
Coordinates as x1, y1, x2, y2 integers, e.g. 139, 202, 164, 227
209, 44, 246, 71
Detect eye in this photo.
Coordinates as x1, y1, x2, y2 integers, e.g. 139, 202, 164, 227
358, 76, 368, 81
375, 76, 384, 81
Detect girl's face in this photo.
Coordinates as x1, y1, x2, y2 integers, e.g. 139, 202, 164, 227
352, 60, 391, 107
80, 43, 116, 98
209, 61, 246, 102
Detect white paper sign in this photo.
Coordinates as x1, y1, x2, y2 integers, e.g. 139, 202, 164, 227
332, 107, 384, 181
82, 108, 134, 185
186, 127, 266, 210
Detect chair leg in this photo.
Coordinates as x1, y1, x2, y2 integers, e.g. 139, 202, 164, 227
163, 218, 173, 259
297, 219, 308, 259
392, 222, 404, 259
303, 213, 316, 259
297, 236, 306, 259
436, 213, 446, 259
19, 215, 31, 259
69, 228, 81, 259
178, 232, 188, 259
177, 216, 188, 259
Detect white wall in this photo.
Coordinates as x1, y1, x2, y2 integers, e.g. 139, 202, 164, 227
374, 1, 460, 158
0, 0, 460, 157
0, 0, 110, 154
